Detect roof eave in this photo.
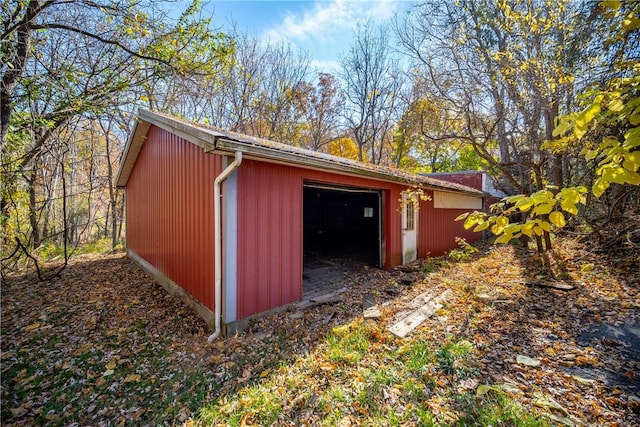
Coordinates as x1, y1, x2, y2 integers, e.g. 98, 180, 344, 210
212, 138, 482, 196
213, 137, 421, 185
116, 110, 225, 188
115, 118, 151, 188
116, 109, 483, 197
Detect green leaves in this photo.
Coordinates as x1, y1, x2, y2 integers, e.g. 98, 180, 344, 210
455, 185, 587, 249
490, 216, 508, 235
459, 211, 488, 232
140, 0, 234, 77
575, 95, 603, 139
475, 63, 639, 252
552, 70, 639, 199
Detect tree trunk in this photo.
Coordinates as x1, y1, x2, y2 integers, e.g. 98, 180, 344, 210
103, 123, 120, 250
535, 235, 544, 253
116, 193, 125, 243
533, 164, 553, 252
111, 197, 119, 249
0, 1, 36, 147
26, 170, 41, 248
104, 203, 110, 239
545, 98, 563, 188
543, 232, 553, 252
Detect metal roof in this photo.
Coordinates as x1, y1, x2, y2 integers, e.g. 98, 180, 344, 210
116, 109, 484, 196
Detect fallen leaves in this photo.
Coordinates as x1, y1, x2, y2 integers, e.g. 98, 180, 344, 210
22, 323, 41, 332
576, 354, 599, 366
533, 391, 569, 415
123, 373, 142, 383
1, 237, 639, 426
259, 368, 272, 378
456, 377, 479, 392
1, 253, 213, 426
476, 381, 521, 396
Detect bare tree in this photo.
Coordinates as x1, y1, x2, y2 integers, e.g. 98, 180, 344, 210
298, 73, 345, 152
250, 42, 310, 142
341, 21, 404, 164
395, 0, 584, 193
216, 33, 267, 132
185, 33, 312, 145
1, 0, 231, 268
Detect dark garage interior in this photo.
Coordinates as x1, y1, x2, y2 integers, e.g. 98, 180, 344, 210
302, 184, 381, 296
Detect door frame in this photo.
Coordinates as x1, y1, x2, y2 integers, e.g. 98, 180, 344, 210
401, 191, 418, 264
302, 181, 383, 268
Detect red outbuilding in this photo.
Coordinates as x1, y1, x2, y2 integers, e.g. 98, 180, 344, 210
116, 110, 484, 336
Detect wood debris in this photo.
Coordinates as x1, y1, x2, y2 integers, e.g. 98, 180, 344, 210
524, 281, 576, 291
388, 289, 453, 338
362, 293, 381, 319
296, 293, 344, 310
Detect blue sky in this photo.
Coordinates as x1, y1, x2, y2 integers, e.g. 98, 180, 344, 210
203, 0, 414, 74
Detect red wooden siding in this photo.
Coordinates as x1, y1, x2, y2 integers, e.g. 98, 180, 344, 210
428, 173, 483, 191
125, 126, 222, 311
236, 161, 304, 319
235, 160, 418, 319
418, 191, 480, 257
384, 187, 403, 267
126, 127, 481, 322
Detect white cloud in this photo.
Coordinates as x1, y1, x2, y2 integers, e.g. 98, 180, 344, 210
264, 1, 348, 43
367, 0, 400, 22
310, 59, 343, 74
264, 0, 401, 44
260, 1, 410, 75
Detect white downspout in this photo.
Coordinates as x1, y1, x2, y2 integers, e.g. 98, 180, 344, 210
208, 151, 243, 342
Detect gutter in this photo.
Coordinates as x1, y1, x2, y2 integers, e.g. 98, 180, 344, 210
212, 137, 483, 197
208, 151, 243, 342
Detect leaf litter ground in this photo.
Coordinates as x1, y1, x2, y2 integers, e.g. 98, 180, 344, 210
1, 237, 638, 426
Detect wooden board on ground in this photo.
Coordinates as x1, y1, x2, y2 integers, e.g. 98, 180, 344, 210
362, 293, 381, 319
524, 281, 575, 291
296, 293, 343, 310
388, 289, 453, 338
407, 290, 439, 310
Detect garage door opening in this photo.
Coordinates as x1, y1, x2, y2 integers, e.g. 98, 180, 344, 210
303, 183, 382, 297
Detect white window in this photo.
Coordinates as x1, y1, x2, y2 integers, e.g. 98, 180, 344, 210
405, 200, 415, 231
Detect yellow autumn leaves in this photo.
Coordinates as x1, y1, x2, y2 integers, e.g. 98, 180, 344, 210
553, 71, 640, 197
458, 64, 639, 249
456, 186, 587, 245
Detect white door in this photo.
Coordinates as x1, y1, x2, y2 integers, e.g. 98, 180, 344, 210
401, 192, 418, 263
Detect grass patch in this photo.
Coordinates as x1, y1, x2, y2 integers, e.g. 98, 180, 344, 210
6, 235, 636, 425
192, 326, 550, 426
434, 339, 474, 379
356, 366, 399, 412
325, 321, 372, 365
402, 339, 432, 374
199, 385, 282, 426
457, 393, 551, 426
34, 238, 122, 261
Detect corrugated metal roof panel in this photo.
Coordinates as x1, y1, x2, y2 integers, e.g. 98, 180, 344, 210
117, 110, 484, 197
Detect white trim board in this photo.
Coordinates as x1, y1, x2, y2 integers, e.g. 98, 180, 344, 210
433, 191, 482, 209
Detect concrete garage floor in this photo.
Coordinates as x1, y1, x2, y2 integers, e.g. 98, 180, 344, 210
302, 253, 376, 300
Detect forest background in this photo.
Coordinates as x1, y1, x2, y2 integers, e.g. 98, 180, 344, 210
1, 0, 638, 272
